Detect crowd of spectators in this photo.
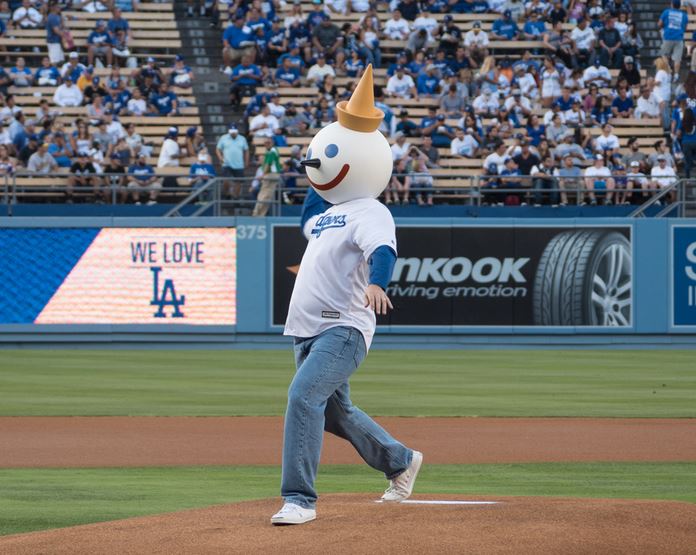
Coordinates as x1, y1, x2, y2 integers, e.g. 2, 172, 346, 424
218, 0, 692, 207
0, 1, 216, 203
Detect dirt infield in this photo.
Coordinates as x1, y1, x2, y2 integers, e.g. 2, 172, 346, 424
1, 416, 695, 467
2, 494, 696, 554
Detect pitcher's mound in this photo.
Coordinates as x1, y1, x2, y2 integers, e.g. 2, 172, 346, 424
2, 494, 696, 554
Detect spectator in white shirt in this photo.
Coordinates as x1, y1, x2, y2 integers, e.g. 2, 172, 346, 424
503, 89, 533, 117
53, 76, 83, 107
386, 66, 417, 99
483, 142, 510, 174
12, 0, 42, 28
582, 59, 611, 88
383, 9, 410, 40
570, 18, 595, 66
584, 154, 615, 205
249, 104, 280, 138
306, 54, 335, 85
563, 99, 587, 127
649, 155, 677, 201
634, 87, 661, 119
390, 131, 412, 161
473, 89, 500, 116
595, 123, 620, 155
413, 10, 438, 39
450, 127, 479, 157
464, 22, 490, 61
27, 142, 58, 174
157, 127, 181, 168
514, 65, 539, 100
350, 0, 370, 11
126, 88, 147, 116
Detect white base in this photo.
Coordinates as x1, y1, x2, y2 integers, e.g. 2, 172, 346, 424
375, 500, 499, 505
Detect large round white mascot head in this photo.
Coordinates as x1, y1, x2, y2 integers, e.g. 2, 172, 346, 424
302, 65, 393, 204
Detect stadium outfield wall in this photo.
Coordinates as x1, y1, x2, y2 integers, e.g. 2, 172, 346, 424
0, 217, 695, 349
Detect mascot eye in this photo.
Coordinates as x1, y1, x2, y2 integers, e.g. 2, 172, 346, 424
324, 144, 339, 158
306, 147, 313, 159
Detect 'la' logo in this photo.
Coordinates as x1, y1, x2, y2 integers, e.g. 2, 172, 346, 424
150, 266, 185, 318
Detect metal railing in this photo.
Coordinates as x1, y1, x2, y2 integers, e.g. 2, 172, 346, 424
0, 172, 690, 218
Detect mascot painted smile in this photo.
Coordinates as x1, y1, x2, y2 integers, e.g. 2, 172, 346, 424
271, 65, 423, 526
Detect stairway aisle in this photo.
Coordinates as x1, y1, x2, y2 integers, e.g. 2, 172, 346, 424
173, 0, 243, 165
634, 0, 672, 74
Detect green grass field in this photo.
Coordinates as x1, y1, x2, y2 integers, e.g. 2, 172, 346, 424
0, 349, 694, 417
1, 349, 694, 537
2, 463, 696, 536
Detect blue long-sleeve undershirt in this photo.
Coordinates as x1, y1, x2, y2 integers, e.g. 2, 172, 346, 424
369, 245, 397, 290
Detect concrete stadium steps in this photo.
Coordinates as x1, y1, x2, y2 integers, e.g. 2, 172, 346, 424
634, 0, 671, 67
173, 0, 238, 166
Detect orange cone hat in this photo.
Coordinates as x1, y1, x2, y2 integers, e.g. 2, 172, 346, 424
336, 64, 384, 132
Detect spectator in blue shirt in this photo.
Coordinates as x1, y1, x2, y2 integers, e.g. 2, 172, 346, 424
306, 1, 329, 29
522, 10, 546, 39
87, 19, 113, 67
45, 3, 65, 65
422, 113, 455, 148
189, 151, 217, 190
278, 43, 305, 72
659, 0, 688, 77
107, 8, 130, 37
9, 57, 33, 87
35, 57, 61, 86
500, 157, 524, 205
229, 55, 262, 106
0, 66, 10, 97
274, 57, 301, 86
169, 55, 194, 88
554, 87, 577, 111
611, 86, 635, 118
416, 64, 440, 96
60, 52, 86, 82
491, 10, 519, 40
387, 52, 409, 77
149, 82, 179, 116
127, 153, 161, 205
344, 50, 365, 78
266, 19, 287, 65
223, 14, 255, 68
244, 6, 269, 35
396, 109, 418, 137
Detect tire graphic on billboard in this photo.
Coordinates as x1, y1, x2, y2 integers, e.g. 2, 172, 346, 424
272, 224, 632, 328
533, 230, 631, 326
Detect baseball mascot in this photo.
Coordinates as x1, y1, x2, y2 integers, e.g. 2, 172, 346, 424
271, 65, 423, 526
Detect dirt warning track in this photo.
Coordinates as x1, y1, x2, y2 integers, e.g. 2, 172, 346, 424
1, 416, 695, 467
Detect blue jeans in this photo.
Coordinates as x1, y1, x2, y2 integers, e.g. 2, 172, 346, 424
281, 325, 413, 509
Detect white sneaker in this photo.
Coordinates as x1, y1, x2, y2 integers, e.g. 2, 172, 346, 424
381, 451, 423, 502
270, 502, 316, 525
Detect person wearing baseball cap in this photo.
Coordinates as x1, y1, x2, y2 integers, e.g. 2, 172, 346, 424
189, 151, 217, 192
87, 19, 113, 67
626, 159, 647, 204
216, 123, 249, 198
584, 152, 615, 205
650, 154, 678, 202
491, 9, 519, 41
156, 125, 182, 192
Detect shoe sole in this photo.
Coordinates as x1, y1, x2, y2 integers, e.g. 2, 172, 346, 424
381, 451, 424, 503
271, 515, 316, 526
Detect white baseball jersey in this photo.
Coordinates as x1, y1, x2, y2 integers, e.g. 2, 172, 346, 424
284, 197, 396, 350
